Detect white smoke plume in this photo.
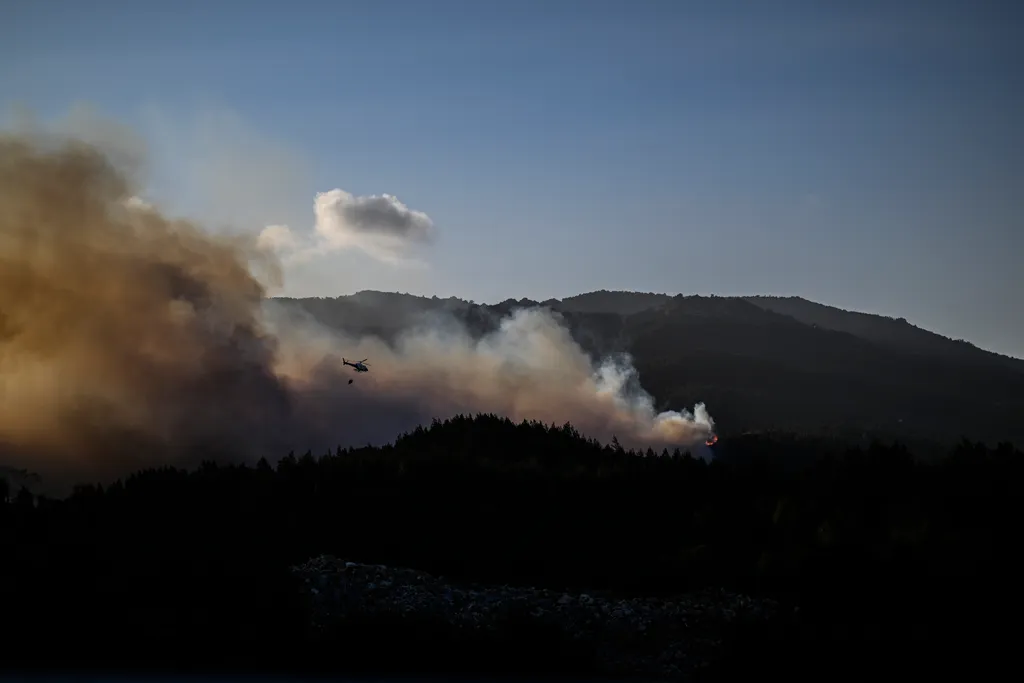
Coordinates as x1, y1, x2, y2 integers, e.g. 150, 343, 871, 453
265, 303, 715, 455
0, 123, 715, 492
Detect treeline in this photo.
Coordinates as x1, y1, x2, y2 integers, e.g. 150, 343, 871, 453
1, 414, 1018, 678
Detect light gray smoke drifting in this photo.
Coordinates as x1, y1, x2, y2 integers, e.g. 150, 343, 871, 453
265, 302, 716, 454
0, 126, 715, 490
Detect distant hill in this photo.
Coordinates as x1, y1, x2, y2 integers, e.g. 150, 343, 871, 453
553, 290, 674, 316
273, 290, 1024, 446
273, 291, 471, 342
548, 290, 1023, 371
744, 295, 1024, 372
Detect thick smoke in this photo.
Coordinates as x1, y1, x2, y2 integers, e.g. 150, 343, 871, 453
0, 131, 296, 487
266, 303, 715, 455
0, 128, 715, 491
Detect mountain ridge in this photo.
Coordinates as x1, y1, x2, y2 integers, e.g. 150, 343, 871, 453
273, 289, 1024, 445
283, 288, 1021, 366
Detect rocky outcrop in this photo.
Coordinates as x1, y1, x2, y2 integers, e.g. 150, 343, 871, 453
292, 555, 785, 680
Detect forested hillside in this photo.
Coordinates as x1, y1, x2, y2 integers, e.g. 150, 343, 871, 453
2, 415, 1017, 678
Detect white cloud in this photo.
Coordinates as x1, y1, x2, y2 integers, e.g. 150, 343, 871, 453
260, 188, 436, 268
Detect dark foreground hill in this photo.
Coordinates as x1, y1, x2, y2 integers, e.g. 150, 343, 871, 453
1, 415, 1017, 679
276, 289, 1024, 446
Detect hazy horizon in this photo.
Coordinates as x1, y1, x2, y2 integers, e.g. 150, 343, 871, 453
3, 0, 1021, 358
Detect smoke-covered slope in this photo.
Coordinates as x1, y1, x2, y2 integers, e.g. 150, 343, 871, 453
277, 290, 1024, 445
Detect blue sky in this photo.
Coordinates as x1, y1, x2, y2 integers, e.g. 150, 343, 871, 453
2, 0, 1022, 357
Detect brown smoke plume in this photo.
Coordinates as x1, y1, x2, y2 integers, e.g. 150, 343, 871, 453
0, 130, 294, 486
0, 128, 715, 492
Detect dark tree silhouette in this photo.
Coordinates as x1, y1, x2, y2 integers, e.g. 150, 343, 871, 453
0, 415, 1017, 679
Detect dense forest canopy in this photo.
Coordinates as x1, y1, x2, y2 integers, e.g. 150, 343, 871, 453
1, 415, 1017, 677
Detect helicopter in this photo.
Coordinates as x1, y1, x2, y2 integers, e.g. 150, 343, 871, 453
342, 358, 370, 373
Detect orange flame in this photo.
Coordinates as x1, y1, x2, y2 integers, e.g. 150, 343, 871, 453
705, 434, 719, 447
